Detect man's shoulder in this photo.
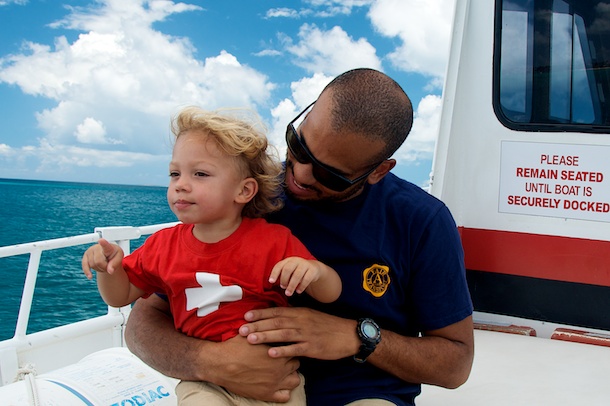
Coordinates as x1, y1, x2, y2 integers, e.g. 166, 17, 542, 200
378, 173, 444, 208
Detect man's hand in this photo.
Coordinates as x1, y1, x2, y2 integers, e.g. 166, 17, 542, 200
238, 307, 360, 360
126, 296, 302, 403
212, 335, 302, 402
238, 306, 474, 389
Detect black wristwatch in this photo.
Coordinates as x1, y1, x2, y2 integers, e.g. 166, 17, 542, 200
353, 318, 381, 363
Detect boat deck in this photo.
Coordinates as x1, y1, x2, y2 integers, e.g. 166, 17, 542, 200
2, 225, 610, 404
4, 328, 609, 405
419, 329, 610, 405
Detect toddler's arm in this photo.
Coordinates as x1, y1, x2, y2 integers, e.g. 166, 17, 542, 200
82, 238, 145, 307
270, 258, 342, 303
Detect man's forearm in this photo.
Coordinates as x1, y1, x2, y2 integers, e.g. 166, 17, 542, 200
241, 307, 474, 389
368, 316, 474, 389
125, 296, 212, 381
125, 296, 302, 402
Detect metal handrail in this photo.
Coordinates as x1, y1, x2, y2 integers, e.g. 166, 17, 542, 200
0, 222, 179, 342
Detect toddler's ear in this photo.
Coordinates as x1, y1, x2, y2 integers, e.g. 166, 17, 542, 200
236, 177, 258, 203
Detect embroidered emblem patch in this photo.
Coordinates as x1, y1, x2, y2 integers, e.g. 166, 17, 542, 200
362, 264, 391, 297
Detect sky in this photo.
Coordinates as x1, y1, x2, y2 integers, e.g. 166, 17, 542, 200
0, 0, 456, 188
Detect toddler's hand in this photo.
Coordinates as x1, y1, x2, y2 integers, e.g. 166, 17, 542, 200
81, 238, 124, 279
269, 257, 321, 296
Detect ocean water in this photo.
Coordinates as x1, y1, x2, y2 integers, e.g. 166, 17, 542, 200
0, 178, 177, 341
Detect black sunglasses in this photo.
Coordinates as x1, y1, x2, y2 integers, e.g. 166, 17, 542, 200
285, 102, 382, 192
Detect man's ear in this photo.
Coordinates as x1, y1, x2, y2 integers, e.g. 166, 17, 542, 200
236, 177, 258, 204
367, 159, 396, 185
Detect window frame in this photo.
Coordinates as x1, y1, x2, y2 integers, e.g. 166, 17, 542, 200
492, 0, 610, 133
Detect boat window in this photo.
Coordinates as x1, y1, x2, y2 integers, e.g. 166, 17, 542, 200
494, 0, 610, 132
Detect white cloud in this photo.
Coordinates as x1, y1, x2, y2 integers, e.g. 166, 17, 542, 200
0, 138, 160, 166
368, 0, 454, 81
0, 0, 451, 187
307, 0, 373, 6
0, 0, 274, 160
0, 138, 171, 185
290, 72, 333, 110
266, 1, 373, 19
286, 24, 382, 75
268, 73, 333, 151
305, 0, 374, 17
0, 143, 13, 155
269, 99, 299, 158
74, 117, 106, 144
0, 0, 27, 6
266, 8, 301, 18
74, 117, 124, 145
395, 94, 442, 162
254, 49, 282, 57
38, 139, 159, 169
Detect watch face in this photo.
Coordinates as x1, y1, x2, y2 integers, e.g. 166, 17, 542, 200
362, 321, 379, 339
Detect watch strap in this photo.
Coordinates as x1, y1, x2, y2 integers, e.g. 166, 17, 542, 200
353, 318, 381, 363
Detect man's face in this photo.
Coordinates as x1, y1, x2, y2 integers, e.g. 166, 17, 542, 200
284, 158, 368, 202
284, 92, 387, 203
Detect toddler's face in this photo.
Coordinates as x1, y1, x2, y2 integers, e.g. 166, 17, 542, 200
167, 130, 244, 226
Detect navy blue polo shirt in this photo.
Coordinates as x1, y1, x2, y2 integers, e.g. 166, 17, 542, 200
268, 172, 473, 405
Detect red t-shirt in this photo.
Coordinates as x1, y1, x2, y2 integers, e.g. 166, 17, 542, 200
122, 218, 315, 341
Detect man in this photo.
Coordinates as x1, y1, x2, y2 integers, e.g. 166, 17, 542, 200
125, 68, 474, 405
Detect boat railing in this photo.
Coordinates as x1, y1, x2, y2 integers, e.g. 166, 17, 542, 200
0, 222, 179, 386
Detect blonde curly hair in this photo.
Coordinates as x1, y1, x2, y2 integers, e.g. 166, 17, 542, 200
171, 106, 284, 218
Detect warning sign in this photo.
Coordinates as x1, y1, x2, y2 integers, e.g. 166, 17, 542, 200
499, 141, 610, 222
